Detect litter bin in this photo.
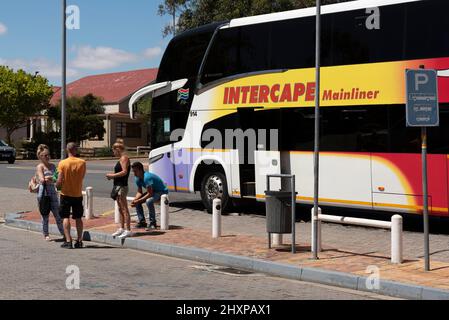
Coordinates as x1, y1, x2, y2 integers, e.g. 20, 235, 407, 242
265, 191, 293, 234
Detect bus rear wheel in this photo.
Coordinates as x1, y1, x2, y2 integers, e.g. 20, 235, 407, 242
200, 172, 231, 213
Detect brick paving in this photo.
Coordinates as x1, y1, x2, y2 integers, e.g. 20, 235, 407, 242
16, 202, 449, 292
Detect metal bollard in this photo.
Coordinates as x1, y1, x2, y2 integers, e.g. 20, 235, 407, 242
212, 199, 222, 238
160, 195, 169, 231
391, 215, 403, 264
84, 187, 94, 220
272, 234, 283, 246
311, 207, 322, 253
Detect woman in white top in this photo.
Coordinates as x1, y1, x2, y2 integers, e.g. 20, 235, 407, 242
36, 144, 65, 241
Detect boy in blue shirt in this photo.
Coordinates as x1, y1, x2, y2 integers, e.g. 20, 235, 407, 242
130, 162, 169, 229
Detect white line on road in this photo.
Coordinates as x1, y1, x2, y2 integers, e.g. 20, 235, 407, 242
7, 167, 109, 174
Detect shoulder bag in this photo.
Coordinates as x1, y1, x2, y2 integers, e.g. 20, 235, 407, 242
39, 183, 51, 216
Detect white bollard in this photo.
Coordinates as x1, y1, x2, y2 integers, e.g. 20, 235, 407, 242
84, 187, 94, 220
114, 201, 120, 224
160, 195, 169, 231
212, 199, 222, 238
272, 234, 283, 246
391, 215, 403, 264
311, 207, 322, 253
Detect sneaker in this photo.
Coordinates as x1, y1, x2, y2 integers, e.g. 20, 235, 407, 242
118, 230, 132, 239
61, 242, 73, 249
135, 221, 147, 228
74, 241, 83, 249
149, 222, 158, 229
112, 228, 124, 237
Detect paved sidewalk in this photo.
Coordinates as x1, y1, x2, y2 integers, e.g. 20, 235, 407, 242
6, 194, 449, 299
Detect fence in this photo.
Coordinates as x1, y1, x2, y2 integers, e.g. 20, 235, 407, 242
312, 208, 403, 264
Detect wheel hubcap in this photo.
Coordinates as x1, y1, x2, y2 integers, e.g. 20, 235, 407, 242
205, 175, 224, 202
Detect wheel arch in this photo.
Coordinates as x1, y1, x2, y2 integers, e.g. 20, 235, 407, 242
190, 156, 232, 195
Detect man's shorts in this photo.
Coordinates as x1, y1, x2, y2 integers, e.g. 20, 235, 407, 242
60, 195, 84, 219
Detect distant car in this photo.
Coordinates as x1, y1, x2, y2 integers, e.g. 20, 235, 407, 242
0, 140, 16, 164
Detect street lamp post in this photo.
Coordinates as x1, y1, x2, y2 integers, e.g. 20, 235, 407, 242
61, 0, 67, 160
312, 0, 321, 260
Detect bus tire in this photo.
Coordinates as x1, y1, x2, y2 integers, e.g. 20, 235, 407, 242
200, 172, 231, 214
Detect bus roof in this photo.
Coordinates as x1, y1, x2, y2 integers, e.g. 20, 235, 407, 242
230, 0, 422, 28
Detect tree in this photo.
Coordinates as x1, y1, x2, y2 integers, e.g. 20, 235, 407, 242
0, 66, 53, 145
136, 95, 152, 122
160, 0, 349, 35
49, 94, 106, 144
158, 0, 188, 37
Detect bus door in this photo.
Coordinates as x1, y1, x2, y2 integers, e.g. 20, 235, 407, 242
236, 108, 257, 197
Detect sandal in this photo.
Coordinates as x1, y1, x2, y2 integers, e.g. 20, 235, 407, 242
45, 236, 52, 242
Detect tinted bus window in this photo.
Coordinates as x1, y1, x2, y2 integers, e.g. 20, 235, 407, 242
157, 31, 214, 82
405, 0, 449, 60
202, 28, 240, 84
428, 107, 449, 154
202, 24, 270, 84
270, 17, 316, 70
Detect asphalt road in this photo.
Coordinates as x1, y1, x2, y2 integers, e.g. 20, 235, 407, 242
0, 159, 200, 202
0, 224, 394, 300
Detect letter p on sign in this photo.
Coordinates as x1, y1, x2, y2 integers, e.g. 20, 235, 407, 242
415, 73, 429, 91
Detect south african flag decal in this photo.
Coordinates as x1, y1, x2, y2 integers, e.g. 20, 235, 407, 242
177, 88, 190, 102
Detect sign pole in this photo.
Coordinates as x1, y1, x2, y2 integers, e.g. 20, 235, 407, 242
422, 126, 430, 271
312, 0, 321, 260
61, 0, 67, 160
406, 65, 438, 272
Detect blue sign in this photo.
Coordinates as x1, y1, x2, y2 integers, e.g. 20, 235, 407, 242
406, 69, 439, 127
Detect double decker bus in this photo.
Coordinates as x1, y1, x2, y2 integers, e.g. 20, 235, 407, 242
130, 0, 449, 216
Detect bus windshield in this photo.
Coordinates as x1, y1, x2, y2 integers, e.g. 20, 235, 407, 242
150, 23, 220, 149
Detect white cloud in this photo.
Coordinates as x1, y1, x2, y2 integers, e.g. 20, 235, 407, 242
0, 23, 7, 35
143, 47, 162, 60
0, 57, 78, 79
72, 46, 138, 70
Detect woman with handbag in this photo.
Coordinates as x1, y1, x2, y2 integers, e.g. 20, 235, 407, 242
106, 139, 132, 239
36, 144, 65, 241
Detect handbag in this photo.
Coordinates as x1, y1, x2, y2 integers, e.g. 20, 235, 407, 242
39, 183, 51, 217
110, 185, 121, 201
28, 176, 39, 194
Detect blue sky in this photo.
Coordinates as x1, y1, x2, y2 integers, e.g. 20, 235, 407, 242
0, 0, 172, 85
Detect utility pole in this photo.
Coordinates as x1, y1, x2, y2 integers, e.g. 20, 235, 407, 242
312, 0, 321, 260
61, 0, 67, 160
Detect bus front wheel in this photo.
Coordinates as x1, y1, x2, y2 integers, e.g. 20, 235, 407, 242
200, 172, 231, 213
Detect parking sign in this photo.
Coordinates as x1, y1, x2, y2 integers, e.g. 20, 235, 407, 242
406, 69, 439, 127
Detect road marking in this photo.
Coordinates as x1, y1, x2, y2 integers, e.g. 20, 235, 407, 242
7, 166, 35, 171
7, 167, 109, 174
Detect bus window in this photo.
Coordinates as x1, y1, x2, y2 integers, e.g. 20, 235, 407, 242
201, 28, 239, 84
157, 28, 215, 82
428, 107, 449, 155
329, 4, 405, 66
270, 17, 316, 70
388, 106, 421, 154
319, 107, 389, 153
202, 23, 270, 85
280, 108, 315, 151
405, 1, 449, 60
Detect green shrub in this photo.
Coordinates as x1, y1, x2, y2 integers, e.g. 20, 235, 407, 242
94, 147, 113, 157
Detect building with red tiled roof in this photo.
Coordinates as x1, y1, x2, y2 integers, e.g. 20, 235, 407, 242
51, 68, 158, 148
51, 68, 158, 106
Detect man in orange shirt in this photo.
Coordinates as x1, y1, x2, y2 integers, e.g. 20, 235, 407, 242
56, 143, 87, 249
